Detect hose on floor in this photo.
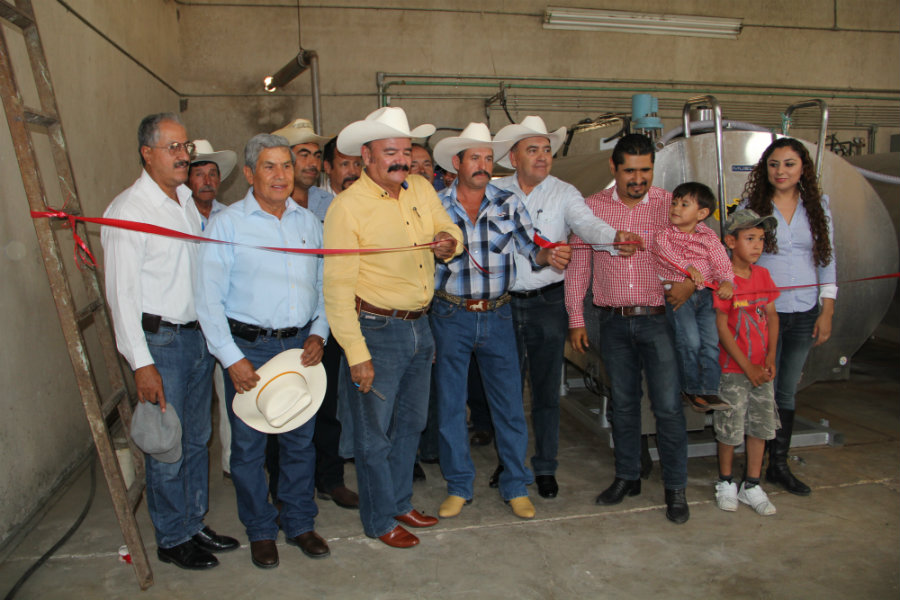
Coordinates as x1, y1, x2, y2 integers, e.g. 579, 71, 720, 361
4, 455, 97, 600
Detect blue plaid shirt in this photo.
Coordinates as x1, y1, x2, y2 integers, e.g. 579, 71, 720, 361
435, 181, 543, 299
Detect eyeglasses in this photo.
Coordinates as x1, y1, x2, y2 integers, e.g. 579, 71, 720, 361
148, 141, 196, 156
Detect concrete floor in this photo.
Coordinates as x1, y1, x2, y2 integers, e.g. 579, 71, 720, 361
1, 338, 898, 599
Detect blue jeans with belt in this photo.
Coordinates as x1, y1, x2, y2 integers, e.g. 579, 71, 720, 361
593, 308, 688, 489
143, 326, 214, 548
774, 305, 820, 411
341, 313, 432, 538
431, 297, 532, 501
511, 283, 568, 476
664, 287, 722, 396
224, 327, 318, 542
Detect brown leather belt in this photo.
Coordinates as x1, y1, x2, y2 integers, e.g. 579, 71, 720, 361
434, 290, 511, 312
595, 305, 665, 317
355, 296, 427, 320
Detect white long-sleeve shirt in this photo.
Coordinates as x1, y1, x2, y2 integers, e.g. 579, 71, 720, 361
493, 174, 618, 292
101, 169, 204, 370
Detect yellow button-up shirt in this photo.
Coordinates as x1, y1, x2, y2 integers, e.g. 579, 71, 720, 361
323, 171, 463, 365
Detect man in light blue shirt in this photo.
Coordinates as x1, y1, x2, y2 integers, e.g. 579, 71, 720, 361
272, 121, 361, 510
195, 133, 331, 569
492, 116, 639, 499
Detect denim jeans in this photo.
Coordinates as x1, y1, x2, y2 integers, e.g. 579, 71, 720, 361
224, 328, 318, 542
664, 287, 722, 396
511, 284, 568, 476
466, 359, 492, 433
143, 327, 214, 548
417, 368, 440, 462
431, 297, 532, 501
341, 313, 432, 538
314, 334, 347, 492
593, 308, 688, 489
774, 306, 820, 411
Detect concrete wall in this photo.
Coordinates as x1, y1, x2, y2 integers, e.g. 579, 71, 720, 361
0, 0, 897, 547
0, 0, 180, 547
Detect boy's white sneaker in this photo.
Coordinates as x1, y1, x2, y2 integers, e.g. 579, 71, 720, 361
738, 482, 777, 516
715, 480, 738, 512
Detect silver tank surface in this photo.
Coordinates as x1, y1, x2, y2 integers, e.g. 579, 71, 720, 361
553, 131, 899, 388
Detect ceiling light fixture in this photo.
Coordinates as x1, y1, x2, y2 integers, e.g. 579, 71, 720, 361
543, 7, 742, 40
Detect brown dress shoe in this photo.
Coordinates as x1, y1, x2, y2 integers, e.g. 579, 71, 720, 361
378, 525, 419, 548
395, 509, 438, 528
318, 485, 360, 509
250, 540, 279, 569
287, 531, 330, 558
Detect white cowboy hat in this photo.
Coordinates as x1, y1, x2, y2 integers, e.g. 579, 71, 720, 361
432, 122, 513, 174
337, 107, 435, 156
492, 115, 567, 169
272, 118, 332, 147
191, 140, 237, 181
232, 349, 326, 434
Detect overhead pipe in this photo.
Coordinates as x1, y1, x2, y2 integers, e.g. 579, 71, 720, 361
681, 95, 727, 239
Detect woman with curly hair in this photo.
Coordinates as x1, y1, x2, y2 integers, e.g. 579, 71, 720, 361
741, 137, 836, 496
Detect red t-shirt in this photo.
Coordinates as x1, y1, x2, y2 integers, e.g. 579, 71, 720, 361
713, 265, 780, 373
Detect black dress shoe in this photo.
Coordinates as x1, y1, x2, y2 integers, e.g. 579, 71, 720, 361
157, 540, 218, 570
471, 430, 494, 446
595, 477, 641, 505
664, 488, 690, 524
192, 526, 240, 553
488, 464, 503, 488
250, 539, 279, 568
535, 475, 559, 499
287, 531, 330, 558
413, 461, 426, 482
318, 485, 360, 509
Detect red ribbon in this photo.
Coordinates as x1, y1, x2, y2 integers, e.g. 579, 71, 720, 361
31, 209, 496, 273
533, 232, 900, 296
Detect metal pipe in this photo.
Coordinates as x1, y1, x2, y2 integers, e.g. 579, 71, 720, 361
783, 99, 829, 179
306, 50, 322, 135
681, 95, 727, 238
658, 119, 769, 146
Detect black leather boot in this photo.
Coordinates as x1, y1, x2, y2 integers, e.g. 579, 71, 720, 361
765, 409, 811, 496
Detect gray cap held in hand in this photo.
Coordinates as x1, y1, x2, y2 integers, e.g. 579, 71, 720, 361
130, 401, 182, 463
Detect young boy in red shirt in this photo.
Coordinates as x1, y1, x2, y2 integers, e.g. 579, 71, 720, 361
712, 209, 781, 516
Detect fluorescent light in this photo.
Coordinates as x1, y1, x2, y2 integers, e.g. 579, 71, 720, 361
543, 7, 742, 39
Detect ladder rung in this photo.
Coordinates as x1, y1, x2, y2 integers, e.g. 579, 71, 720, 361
74, 299, 104, 324
127, 478, 145, 511
0, 2, 34, 29
101, 387, 128, 418
24, 107, 58, 128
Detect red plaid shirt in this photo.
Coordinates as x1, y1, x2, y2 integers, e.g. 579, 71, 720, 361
652, 222, 734, 289
565, 186, 671, 328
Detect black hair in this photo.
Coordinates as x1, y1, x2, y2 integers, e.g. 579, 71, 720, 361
611, 133, 655, 167
672, 181, 717, 215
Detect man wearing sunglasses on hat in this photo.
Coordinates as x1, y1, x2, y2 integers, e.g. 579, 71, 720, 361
102, 113, 238, 571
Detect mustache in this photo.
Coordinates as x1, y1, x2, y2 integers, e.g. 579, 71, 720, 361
175, 160, 190, 169
342, 175, 359, 187
472, 170, 491, 178
388, 163, 410, 173
199, 186, 216, 193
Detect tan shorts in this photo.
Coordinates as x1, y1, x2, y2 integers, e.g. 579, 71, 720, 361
714, 372, 781, 446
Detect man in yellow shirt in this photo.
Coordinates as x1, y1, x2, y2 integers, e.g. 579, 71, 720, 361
323, 107, 462, 549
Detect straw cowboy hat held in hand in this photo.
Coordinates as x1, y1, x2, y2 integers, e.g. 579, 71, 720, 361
232, 349, 327, 434
190, 140, 237, 181
337, 107, 435, 156
432, 122, 514, 174
492, 115, 567, 169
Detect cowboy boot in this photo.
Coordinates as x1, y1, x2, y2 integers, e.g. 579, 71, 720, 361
765, 409, 811, 496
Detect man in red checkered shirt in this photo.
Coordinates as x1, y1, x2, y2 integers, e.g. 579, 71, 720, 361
565, 134, 693, 524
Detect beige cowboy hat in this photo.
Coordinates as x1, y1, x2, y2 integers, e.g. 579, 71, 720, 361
232, 349, 326, 434
272, 118, 332, 147
492, 115, 567, 169
191, 140, 237, 181
337, 107, 435, 156
432, 122, 513, 174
